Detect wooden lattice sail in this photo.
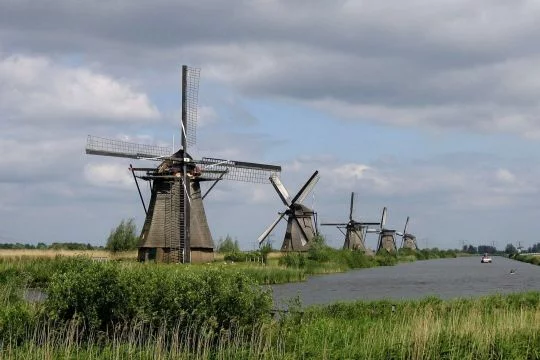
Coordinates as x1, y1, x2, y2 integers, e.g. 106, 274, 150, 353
258, 171, 320, 252
366, 207, 398, 253
398, 216, 418, 250
322, 192, 380, 254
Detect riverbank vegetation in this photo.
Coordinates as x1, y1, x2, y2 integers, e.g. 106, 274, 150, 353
509, 253, 540, 266
0, 259, 538, 359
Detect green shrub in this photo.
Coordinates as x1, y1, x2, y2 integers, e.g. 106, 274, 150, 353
0, 303, 35, 345
375, 254, 398, 266
44, 261, 272, 332
45, 261, 126, 330
279, 253, 306, 268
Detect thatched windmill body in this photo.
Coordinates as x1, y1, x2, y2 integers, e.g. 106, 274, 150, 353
398, 217, 418, 250
258, 171, 320, 252
321, 192, 380, 253
367, 207, 398, 253
86, 66, 281, 263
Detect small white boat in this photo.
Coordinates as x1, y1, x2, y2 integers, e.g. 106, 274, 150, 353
481, 254, 492, 263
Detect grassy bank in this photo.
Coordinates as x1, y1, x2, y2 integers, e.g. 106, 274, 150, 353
1, 263, 538, 360
509, 253, 540, 266
0, 246, 458, 289
275, 246, 458, 275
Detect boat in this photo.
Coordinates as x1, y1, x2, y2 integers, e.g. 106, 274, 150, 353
481, 253, 492, 263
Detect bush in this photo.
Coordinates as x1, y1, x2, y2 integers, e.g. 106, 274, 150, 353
279, 253, 308, 268
45, 261, 272, 332
106, 218, 138, 252
45, 260, 126, 330
375, 255, 398, 266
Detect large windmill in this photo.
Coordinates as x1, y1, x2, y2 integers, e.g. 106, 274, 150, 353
258, 171, 320, 251
86, 66, 281, 263
321, 192, 380, 253
366, 207, 398, 253
397, 216, 418, 250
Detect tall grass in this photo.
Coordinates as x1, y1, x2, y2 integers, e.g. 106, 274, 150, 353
1, 292, 539, 359
1, 257, 539, 358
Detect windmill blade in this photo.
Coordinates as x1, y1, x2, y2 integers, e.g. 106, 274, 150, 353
321, 222, 348, 226
403, 216, 410, 235
199, 157, 281, 184
258, 212, 286, 245
360, 222, 381, 226
86, 135, 172, 160
349, 192, 355, 221
380, 207, 387, 229
270, 175, 292, 206
366, 228, 380, 234
292, 215, 310, 247
292, 170, 320, 204
182, 66, 200, 148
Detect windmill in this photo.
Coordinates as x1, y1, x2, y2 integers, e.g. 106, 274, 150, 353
397, 216, 418, 250
321, 192, 380, 253
258, 171, 320, 251
366, 207, 398, 253
86, 65, 281, 263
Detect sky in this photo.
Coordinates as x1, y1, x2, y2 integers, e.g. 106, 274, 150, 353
2, 0, 540, 251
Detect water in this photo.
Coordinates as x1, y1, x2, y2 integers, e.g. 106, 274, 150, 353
271, 256, 540, 307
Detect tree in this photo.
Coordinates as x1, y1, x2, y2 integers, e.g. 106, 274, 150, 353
478, 245, 497, 254
106, 218, 139, 252
216, 234, 240, 253
260, 242, 273, 264
528, 242, 540, 253
505, 243, 517, 255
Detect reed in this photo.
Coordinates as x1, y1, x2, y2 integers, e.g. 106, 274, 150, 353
511, 253, 540, 266
1, 293, 538, 359
0, 249, 137, 260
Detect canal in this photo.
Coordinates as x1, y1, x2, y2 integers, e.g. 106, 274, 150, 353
271, 256, 540, 307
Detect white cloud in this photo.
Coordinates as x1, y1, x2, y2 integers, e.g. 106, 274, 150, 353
495, 168, 517, 184
84, 163, 134, 190
0, 55, 160, 124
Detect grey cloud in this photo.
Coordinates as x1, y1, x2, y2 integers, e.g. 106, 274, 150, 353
3, 0, 540, 138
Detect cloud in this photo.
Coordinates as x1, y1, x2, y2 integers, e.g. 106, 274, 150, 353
84, 163, 134, 190
495, 168, 517, 184
0, 55, 159, 125
3, 1, 540, 137
283, 154, 540, 211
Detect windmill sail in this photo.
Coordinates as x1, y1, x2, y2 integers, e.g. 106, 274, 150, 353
321, 191, 379, 253
258, 171, 319, 251
86, 136, 171, 159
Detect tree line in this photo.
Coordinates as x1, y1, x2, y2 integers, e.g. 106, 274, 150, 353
0, 242, 103, 250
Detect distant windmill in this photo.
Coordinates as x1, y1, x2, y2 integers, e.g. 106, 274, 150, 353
397, 216, 418, 250
86, 65, 281, 263
321, 192, 379, 253
258, 171, 320, 251
366, 207, 398, 253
